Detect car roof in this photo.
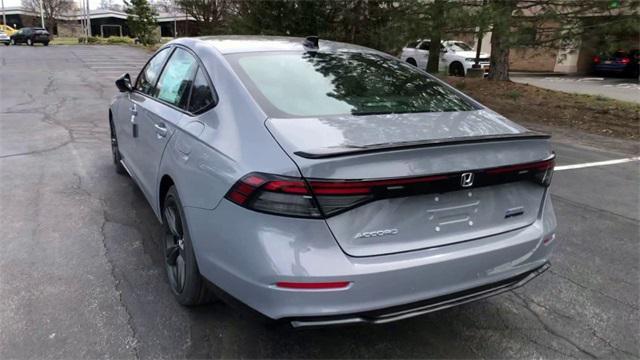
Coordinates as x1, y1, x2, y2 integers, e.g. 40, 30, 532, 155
175, 35, 378, 55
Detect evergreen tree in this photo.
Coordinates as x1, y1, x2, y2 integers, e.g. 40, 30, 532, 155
125, 0, 158, 45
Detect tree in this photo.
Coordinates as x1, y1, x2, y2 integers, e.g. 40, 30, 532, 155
175, 0, 233, 34
486, 0, 516, 81
125, 0, 158, 45
99, 0, 122, 11
426, 0, 446, 74
229, 0, 408, 54
482, 0, 640, 81
21, 0, 73, 33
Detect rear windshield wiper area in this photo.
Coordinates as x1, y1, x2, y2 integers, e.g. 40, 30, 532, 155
294, 132, 551, 159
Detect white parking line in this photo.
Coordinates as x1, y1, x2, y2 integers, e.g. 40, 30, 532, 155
577, 77, 604, 82
555, 157, 640, 171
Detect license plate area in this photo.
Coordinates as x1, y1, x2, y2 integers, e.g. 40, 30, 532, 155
326, 182, 545, 257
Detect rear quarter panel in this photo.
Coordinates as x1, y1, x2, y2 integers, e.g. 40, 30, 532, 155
155, 41, 300, 215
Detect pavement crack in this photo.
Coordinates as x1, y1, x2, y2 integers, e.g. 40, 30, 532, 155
0, 140, 72, 159
43, 74, 56, 95
72, 171, 141, 359
511, 292, 599, 359
549, 270, 639, 311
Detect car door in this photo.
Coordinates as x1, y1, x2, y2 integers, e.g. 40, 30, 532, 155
439, 43, 449, 72
119, 47, 172, 184
128, 47, 199, 201
416, 41, 430, 70
23, 28, 32, 42
13, 28, 24, 43
401, 41, 419, 62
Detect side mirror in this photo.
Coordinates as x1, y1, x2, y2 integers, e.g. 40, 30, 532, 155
115, 73, 133, 93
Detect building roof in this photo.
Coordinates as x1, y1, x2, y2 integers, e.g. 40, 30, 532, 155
1, 6, 193, 23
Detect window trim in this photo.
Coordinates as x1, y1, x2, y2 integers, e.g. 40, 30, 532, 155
418, 41, 430, 50
134, 46, 174, 95
152, 47, 199, 109
133, 44, 218, 117
186, 66, 217, 115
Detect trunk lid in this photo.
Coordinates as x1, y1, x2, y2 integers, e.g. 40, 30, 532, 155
266, 110, 553, 257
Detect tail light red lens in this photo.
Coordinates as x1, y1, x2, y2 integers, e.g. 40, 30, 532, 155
225, 173, 321, 218
592, 55, 601, 64
225, 156, 555, 218
620, 57, 631, 64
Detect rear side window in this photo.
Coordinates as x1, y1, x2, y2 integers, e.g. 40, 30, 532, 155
405, 41, 419, 48
153, 48, 198, 108
136, 47, 171, 95
418, 41, 430, 50
228, 52, 476, 118
188, 68, 215, 113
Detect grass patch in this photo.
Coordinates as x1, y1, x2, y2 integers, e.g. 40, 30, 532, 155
50, 36, 134, 45
505, 90, 522, 101
50, 37, 78, 45
445, 77, 640, 140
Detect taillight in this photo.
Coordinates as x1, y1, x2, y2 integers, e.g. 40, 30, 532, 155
225, 173, 322, 218
620, 57, 631, 64
593, 55, 601, 64
225, 156, 555, 218
486, 157, 554, 187
308, 175, 446, 217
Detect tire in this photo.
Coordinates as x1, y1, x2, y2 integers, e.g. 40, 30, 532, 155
43, 41, 49, 46
109, 118, 126, 175
162, 186, 215, 306
3, 42, 8, 46
406, 58, 417, 67
27, 38, 33, 46
449, 62, 465, 77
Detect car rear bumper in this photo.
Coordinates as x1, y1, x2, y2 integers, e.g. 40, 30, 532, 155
185, 191, 556, 322
287, 262, 549, 327
465, 62, 490, 71
593, 64, 628, 73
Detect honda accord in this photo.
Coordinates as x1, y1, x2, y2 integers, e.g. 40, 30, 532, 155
109, 36, 556, 327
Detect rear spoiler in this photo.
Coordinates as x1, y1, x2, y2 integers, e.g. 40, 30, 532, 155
294, 132, 551, 159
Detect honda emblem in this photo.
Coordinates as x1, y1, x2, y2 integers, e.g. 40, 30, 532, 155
461, 172, 474, 188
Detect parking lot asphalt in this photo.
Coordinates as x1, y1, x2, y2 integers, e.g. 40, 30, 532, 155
511, 75, 640, 104
1, 45, 638, 359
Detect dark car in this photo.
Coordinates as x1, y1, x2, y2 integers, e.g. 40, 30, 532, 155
10, 27, 50, 46
592, 49, 639, 77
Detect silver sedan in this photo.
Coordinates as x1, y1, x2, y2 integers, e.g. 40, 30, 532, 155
109, 36, 557, 327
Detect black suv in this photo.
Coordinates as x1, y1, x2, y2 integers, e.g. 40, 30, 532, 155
10, 27, 50, 46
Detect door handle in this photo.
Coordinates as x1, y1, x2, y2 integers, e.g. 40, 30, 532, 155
129, 104, 137, 116
154, 123, 168, 138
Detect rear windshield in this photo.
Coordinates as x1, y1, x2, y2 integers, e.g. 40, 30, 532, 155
227, 52, 477, 118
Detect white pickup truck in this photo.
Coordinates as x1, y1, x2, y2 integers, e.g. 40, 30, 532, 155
400, 40, 490, 76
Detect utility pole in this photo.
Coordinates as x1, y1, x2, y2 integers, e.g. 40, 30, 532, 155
1, 0, 7, 27
173, 0, 177, 38
39, 0, 45, 29
81, 0, 88, 42
85, 0, 91, 37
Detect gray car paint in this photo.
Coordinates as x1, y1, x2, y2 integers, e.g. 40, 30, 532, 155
185, 195, 555, 319
110, 36, 557, 321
